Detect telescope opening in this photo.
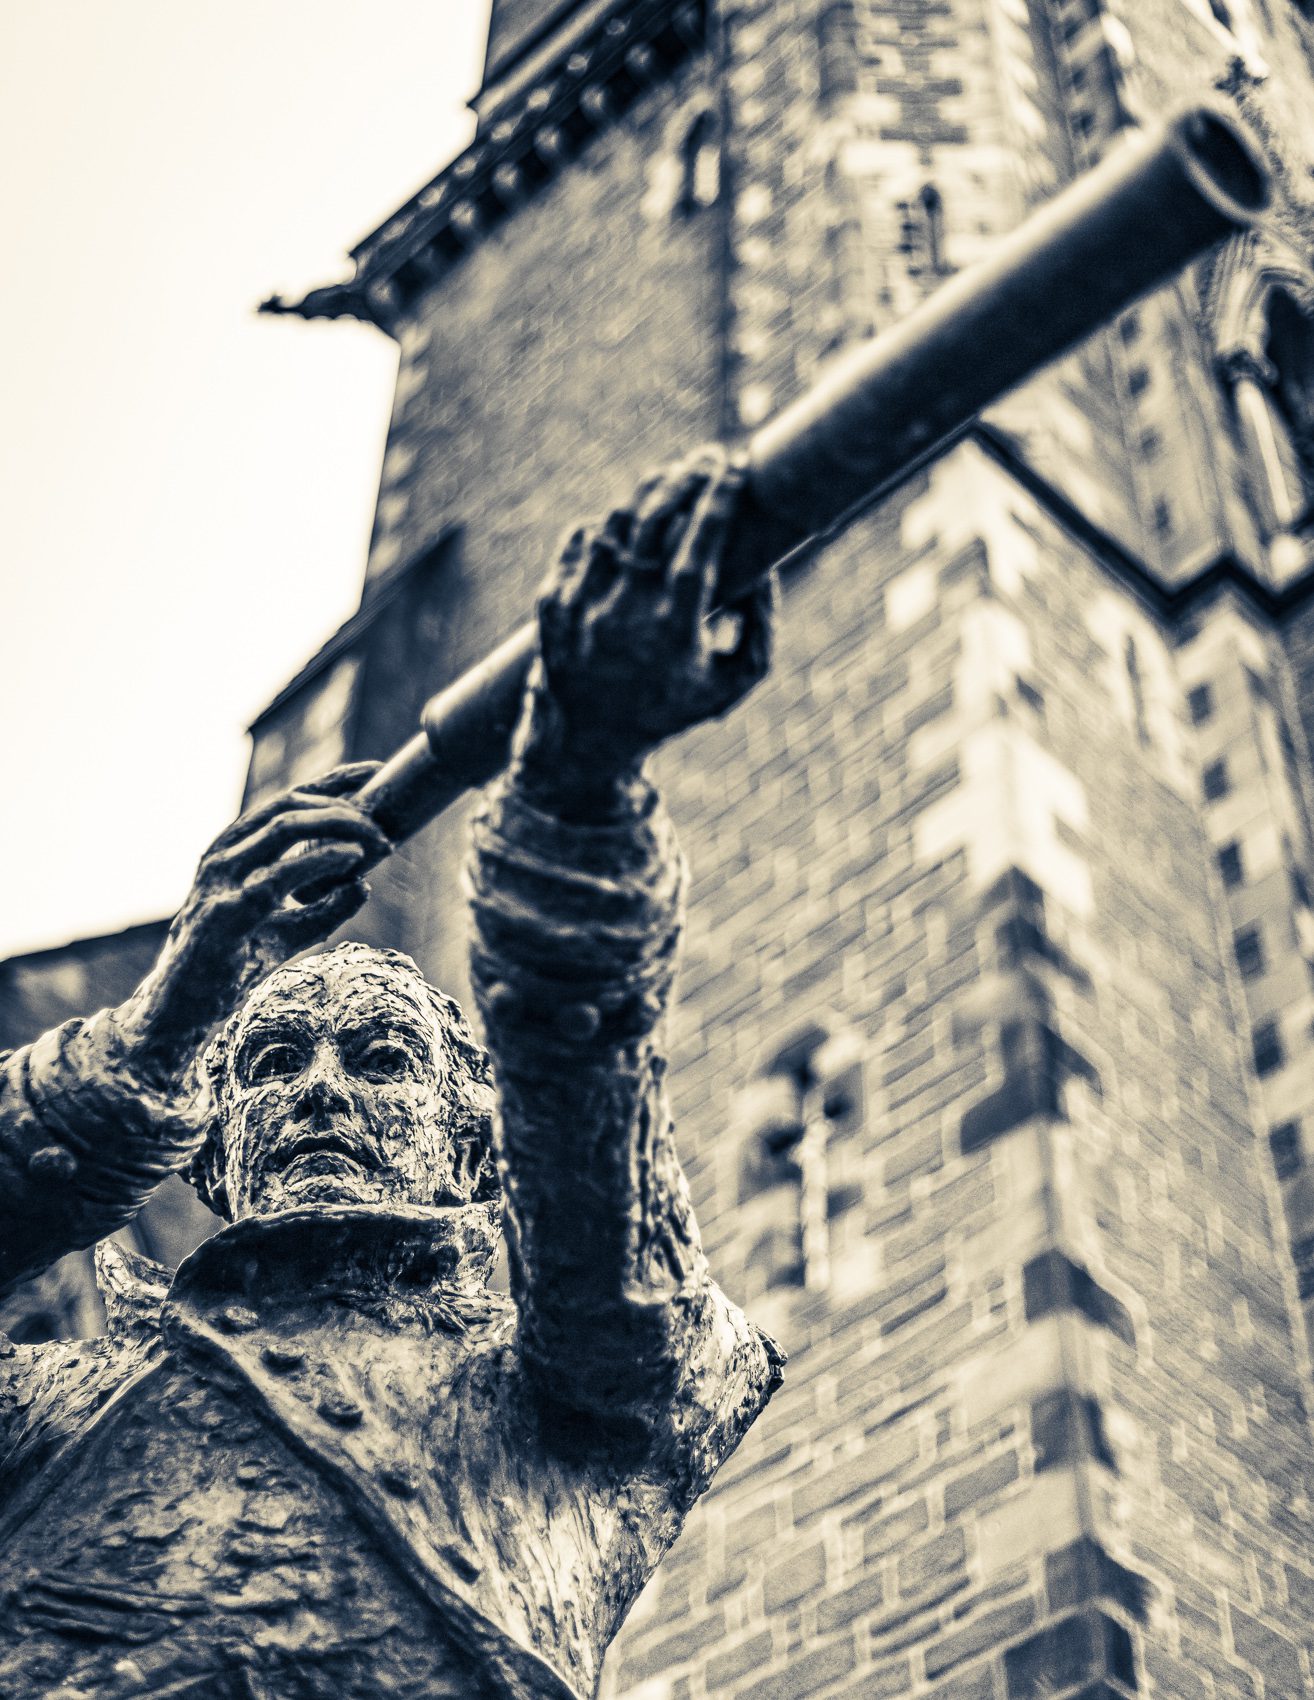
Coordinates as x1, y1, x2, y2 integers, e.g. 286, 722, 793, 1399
1182, 109, 1268, 214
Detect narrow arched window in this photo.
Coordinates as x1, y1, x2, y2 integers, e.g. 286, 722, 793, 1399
1266, 291, 1314, 502
675, 108, 718, 217
737, 1022, 865, 1294
1125, 636, 1151, 748
920, 184, 948, 275
817, 2, 858, 109
1221, 286, 1314, 543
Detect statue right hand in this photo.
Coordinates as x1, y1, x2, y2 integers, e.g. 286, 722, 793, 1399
117, 763, 390, 1088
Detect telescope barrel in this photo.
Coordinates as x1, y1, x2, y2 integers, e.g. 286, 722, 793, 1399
355, 101, 1268, 843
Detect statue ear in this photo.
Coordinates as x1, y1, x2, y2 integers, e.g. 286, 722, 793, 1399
465, 1073, 499, 1203
470, 1116, 500, 1203
448, 1100, 498, 1204
184, 1115, 231, 1221
473, 1157, 499, 1204
184, 1033, 233, 1220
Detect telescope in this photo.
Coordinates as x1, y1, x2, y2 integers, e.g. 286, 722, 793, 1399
354, 101, 1269, 843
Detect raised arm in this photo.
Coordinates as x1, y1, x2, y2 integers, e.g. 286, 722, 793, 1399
468, 452, 782, 1443
0, 765, 389, 1297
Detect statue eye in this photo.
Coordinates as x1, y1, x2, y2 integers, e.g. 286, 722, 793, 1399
356, 1042, 416, 1081
244, 1042, 304, 1085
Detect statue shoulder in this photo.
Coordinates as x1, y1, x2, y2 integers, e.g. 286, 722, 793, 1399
0, 1242, 167, 1509
95, 1238, 172, 1342
0, 1326, 151, 1507
659, 1279, 785, 1509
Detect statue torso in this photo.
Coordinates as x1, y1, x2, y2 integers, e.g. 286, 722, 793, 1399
0, 1207, 712, 1700
0, 1357, 478, 1699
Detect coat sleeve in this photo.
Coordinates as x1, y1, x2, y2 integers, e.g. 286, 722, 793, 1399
0, 1011, 201, 1298
466, 759, 782, 1476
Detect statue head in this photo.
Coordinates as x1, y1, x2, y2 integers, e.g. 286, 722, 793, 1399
189, 942, 498, 1222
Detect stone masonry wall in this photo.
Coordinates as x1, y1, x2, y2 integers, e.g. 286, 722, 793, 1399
351, 42, 725, 991
243, 0, 1314, 1693
1271, 595, 1314, 1336
596, 435, 1314, 1700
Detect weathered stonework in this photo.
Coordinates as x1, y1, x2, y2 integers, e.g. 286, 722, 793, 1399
602, 435, 1314, 1697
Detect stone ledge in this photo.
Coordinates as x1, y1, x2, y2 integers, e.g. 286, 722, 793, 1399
1003, 1608, 1138, 1697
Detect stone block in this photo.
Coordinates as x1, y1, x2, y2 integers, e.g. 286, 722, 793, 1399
924, 1664, 997, 1700
764, 1541, 827, 1612
898, 1525, 967, 1598
954, 1316, 1065, 1429
1228, 1605, 1305, 1695
620, 1611, 727, 1686
943, 1450, 1021, 1518
704, 1630, 775, 1691
793, 1435, 921, 1525
925, 1599, 1038, 1679
746, 1634, 857, 1700
816, 1569, 886, 1635
1002, 1610, 1136, 1697
1043, 1539, 1151, 1623
975, 1468, 1084, 1578
1031, 1390, 1115, 1473
1021, 1251, 1135, 1349
863, 1496, 932, 1561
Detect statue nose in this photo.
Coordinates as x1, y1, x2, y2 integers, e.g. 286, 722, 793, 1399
293, 1063, 351, 1124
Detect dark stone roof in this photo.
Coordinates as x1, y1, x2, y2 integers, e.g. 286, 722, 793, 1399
0, 919, 171, 1051
260, 0, 704, 338
482, 0, 587, 91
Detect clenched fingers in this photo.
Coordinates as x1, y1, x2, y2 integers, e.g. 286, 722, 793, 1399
295, 761, 381, 798
202, 762, 382, 859
668, 457, 747, 631
208, 802, 390, 881
631, 454, 717, 564
264, 877, 370, 949
711, 570, 776, 700
229, 842, 371, 920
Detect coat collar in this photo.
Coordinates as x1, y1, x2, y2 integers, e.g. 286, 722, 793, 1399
97, 1202, 503, 1329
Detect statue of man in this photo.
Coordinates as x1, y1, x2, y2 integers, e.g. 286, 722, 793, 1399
0, 454, 782, 1700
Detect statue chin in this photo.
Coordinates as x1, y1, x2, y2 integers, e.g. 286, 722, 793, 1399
252, 1152, 387, 1215
236, 1152, 477, 1220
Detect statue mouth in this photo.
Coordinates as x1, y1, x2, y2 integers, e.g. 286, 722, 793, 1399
272, 1130, 376, 1174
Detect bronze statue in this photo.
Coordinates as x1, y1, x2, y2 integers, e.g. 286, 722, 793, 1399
0, 454, 782, 1700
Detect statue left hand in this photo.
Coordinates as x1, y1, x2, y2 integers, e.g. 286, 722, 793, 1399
116, 763, 391, 1090
526, 448, 774, 784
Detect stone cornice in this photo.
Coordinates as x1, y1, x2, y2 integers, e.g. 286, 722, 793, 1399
971, 423, 1314, 621
260, 0, 705, 337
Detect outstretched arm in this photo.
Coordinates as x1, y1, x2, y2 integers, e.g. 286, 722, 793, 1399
0, 764, 389, 1296
468, 452, 782, 1447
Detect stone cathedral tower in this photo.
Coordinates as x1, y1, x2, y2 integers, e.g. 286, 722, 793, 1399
156, 0, 1314, 1693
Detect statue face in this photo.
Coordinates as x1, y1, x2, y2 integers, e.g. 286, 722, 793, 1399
209, 947, 493, 1221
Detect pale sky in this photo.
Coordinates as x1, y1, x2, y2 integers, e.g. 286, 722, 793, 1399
0, 2, 492, 958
